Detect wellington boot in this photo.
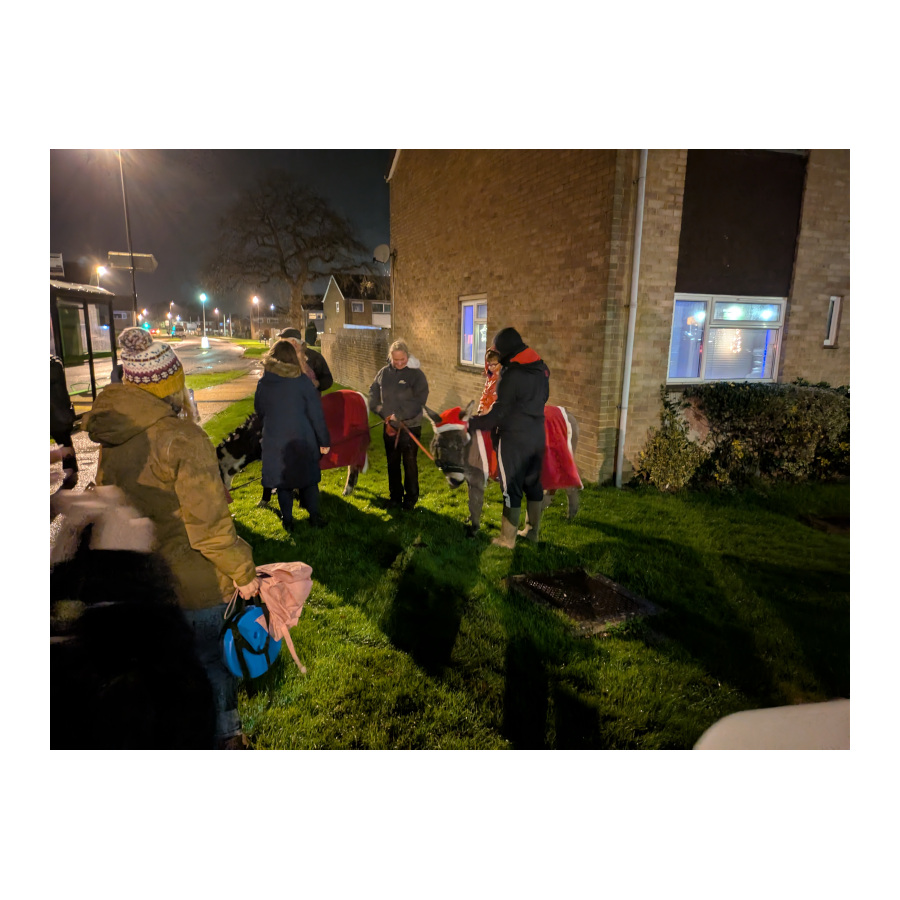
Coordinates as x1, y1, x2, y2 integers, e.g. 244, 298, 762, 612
517, 500, 544, 543
492, 507, 520, 548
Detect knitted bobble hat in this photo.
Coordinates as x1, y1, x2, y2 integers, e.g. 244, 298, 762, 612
118, 327, 185, 398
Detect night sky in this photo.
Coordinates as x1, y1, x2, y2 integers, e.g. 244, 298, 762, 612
50, 149, 392, 319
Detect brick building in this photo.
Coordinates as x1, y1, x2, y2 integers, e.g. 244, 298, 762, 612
375, 149, 849, 485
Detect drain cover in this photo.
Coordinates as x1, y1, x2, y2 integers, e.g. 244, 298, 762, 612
508, 569, 659, 635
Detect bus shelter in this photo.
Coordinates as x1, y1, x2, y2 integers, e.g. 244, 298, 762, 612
50, 280, 119, 417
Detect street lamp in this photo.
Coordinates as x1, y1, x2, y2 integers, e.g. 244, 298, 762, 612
214, 307, 220, 334
94, 265, 107, 287
199, 293, 209, 349
252, 295, 259, 339
116, 150, 140, 326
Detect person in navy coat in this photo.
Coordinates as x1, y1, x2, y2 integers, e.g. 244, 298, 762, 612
254, 340, 331, 531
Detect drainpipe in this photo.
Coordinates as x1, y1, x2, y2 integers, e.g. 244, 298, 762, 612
615, 149, 648, 488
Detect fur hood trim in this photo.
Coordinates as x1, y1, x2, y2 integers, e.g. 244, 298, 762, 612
263, 356, 301, 378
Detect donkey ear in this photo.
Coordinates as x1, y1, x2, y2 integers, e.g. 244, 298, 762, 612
423, 406, 443, 425
461, 401, 475, 420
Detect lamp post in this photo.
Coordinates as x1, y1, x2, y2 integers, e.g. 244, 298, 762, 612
252, 295, 259, 340
94, 265, 107, 287
199, 293, 209, 348
116, 150, 139, 326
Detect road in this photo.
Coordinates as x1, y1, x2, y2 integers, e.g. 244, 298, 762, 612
63, 336, 259, 397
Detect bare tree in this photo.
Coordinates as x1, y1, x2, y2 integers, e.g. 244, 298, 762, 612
203, 169, 370, 327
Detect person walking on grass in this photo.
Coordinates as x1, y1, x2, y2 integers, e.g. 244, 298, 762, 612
255, 339, 331, 531
368, 339, 429, 510
83, 327, 260, 749
466, 327, 549, 548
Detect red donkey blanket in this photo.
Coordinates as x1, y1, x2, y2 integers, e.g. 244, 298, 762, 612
473, 405, 582, 491
319, 390, 370, 473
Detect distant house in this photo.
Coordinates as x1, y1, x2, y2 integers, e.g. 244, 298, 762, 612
384, 149, 850, 484
322, 274, 391, 333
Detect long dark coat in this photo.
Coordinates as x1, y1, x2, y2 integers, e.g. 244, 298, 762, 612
254, 357, 330, 491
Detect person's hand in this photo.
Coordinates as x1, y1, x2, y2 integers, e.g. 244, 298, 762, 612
235, 577, 261, 600
320, 446, 330, 455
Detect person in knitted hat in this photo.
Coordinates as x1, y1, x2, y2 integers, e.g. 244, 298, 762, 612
466, 327, 550, 548
82, 327, 260, 748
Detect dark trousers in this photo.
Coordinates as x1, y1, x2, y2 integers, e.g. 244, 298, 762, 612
497, 430, 545, 510
182, 604, 240, 742
383, 425, 420, 505
276, 485, 320, 525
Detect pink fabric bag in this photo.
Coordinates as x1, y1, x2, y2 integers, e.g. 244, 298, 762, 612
254, 561, 314, 674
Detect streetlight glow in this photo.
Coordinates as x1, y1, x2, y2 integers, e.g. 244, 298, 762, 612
199, 292, 209, 348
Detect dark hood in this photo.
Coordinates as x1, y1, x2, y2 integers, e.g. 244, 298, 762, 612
491, 327, 527, 365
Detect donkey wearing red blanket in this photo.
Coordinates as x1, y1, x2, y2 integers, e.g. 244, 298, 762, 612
426, 402, 582, 538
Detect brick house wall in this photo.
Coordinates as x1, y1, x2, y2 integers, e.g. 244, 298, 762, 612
780, 149, 850, 386
390, 149, 630, 483
621, 151, 689, 476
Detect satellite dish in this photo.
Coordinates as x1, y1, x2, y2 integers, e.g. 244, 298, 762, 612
373, 244, 391, 264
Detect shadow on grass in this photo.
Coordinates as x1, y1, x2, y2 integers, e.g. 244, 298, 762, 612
720, 553, 850, 699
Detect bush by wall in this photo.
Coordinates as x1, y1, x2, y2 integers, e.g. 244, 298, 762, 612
636, 380, 849, 490
634, 388, 707, 492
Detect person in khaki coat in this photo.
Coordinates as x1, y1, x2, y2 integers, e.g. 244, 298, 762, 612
83, 327, 259, 748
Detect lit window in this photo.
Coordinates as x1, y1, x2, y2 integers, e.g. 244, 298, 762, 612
459, 296, 488, 366
667, 294, 785, 382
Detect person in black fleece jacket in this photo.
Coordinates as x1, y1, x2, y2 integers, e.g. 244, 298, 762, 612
467, 327, 549, 547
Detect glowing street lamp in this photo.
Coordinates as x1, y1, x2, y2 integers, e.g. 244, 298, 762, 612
252, 295, 260, 339
94, 265, 107, 287
199, 293, 210, 348
214, 307, 220, 334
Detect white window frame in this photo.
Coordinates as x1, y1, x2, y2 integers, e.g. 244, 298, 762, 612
350, 301, 364, 313
372, 302, 391, 314
667, 293, 786, 384
824, 295, 842, 346
459, 294, 488, 367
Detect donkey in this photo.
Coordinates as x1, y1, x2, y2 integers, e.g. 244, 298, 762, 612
216, 390, 371, 499
425, 402, 582, 537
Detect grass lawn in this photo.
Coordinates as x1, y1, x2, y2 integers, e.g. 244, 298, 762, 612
184, 370, 249, 392
203, 389, 850, 750
210, 336, 271, 358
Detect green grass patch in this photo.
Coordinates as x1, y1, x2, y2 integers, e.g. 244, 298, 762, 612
202, 390, 850, 750
213, 336, 270, 358
185, 370, 250, 393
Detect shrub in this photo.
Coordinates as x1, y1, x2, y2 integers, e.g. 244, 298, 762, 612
634, 388, 706, 491
683, 380, 849, 486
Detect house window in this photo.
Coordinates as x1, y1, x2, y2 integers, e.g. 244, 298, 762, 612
351, 301, 364, 313
460, 295, 488, 366
667, 293, 785, 383
372, 302, 391, 314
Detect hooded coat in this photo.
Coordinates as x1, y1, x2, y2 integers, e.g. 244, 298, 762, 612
83, 384, 257, 610
466, 328, 550, 508
254, 355, 331, 491
467, 328, 549, 437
